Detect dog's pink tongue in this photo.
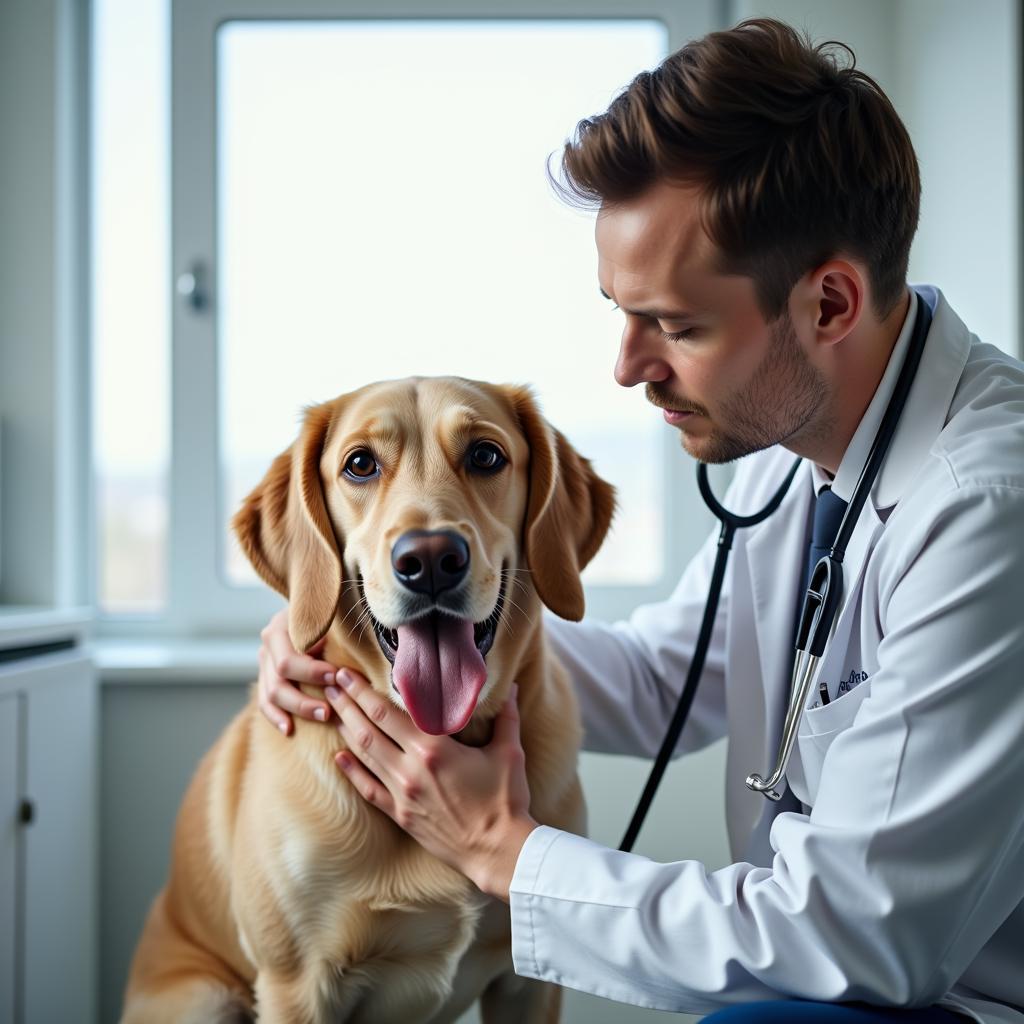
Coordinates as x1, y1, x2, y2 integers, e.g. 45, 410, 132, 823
393, 616, 487, 735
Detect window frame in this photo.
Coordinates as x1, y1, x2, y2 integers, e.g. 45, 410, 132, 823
154, 0, 720, 638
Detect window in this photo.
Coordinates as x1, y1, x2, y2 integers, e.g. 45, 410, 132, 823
216, 19, 667, 587
91, 0, 170, 615
94, 0, 719, 634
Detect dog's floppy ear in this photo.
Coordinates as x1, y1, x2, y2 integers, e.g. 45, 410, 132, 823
231, 399, 343, 653
509, 387, 616, 621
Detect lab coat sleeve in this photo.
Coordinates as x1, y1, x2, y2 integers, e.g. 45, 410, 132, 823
511, 484, 1024, 1015
542, 516, 728, 759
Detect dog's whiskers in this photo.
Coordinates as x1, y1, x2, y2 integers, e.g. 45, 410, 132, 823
338, 595, 371, 639
499, 569, 535, 631
335, 581, 372, 634
337, 594, 363, 626
501, 567, 533, 594
505, 568, 534, 602
352, 605, 375, 637
340, 590, 376, 641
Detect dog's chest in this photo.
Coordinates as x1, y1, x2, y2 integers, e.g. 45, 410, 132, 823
266, 821, 499, 1020
326, 895, 510, 1024
316, 891, 497, 1022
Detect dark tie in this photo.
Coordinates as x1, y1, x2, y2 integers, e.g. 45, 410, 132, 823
780, 484, 850, 815
803, 486, 849, 595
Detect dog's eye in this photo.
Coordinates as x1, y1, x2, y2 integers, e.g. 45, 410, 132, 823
467, 441, 507, 474
343, 450, 379, 481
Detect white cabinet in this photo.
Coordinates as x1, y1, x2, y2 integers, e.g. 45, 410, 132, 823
1, 691, 22, 1024
0, 610, 96, 1024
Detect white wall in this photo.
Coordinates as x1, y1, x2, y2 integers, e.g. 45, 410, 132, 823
0, 0, 90, 608
896, 0, 1021, 356
729, 0, 1022, 356
0, 0, 61, 605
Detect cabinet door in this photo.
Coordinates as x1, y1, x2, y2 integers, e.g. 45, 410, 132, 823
0, 692, 23, 1024
21, 653, 97, 1024
0, 651, 97, 1024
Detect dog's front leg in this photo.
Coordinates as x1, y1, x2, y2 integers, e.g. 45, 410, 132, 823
252, 968, 314, 1024
252, 964, 364, 1024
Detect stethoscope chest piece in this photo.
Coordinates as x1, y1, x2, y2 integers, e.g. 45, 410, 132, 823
746, 554, 845, 801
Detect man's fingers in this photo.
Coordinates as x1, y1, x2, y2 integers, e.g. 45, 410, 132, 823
331, 695, 402, 784
258, 689, 294, 736
262, 610, 336, 686
258, 649, 333, 730
257, 648, 295, 733
329, 670, 422, 750
258, 613, 338, 727
268, 648, 338, 690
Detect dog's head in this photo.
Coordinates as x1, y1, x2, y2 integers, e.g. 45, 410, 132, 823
233, 377, 615, 736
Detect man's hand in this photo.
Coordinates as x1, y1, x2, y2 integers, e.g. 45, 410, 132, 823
257, 608, 338, 734
325, 670, 538, 902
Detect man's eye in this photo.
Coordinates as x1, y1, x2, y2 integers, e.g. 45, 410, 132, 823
661, 326, 700, 342
343, 450, 379, 481
467, 441, 507, 474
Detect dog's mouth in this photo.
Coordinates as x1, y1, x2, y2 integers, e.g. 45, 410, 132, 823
358, 574, 506, 736
370, 586, 505, 667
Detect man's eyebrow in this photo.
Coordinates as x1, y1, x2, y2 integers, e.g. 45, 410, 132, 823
599, 287, 707, 320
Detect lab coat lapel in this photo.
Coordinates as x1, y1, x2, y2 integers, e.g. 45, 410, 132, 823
873, 285, 972, 508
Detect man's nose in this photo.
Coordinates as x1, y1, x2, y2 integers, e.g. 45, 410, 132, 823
614, 319, 671, 388
391, 529, 470, 598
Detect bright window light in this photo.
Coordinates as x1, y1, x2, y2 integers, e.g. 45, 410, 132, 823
218, 19, 668, 587
92, 0, 170, 614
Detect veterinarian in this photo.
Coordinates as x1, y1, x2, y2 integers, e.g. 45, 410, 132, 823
254, 18, 1024, 1024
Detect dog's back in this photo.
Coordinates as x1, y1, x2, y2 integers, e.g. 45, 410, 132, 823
123, 706, 256, 1022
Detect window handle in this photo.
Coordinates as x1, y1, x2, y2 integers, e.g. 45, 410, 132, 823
176, 260, 209, 312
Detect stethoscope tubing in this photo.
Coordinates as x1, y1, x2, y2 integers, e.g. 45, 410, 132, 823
830, 298, 933, 564
620, 291, 933, 851
619, 458, 801, 852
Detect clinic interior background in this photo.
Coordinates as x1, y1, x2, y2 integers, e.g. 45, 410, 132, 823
0, 1, 1019, 1022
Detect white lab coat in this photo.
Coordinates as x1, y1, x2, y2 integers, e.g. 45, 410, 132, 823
511, 285, 1024, 1023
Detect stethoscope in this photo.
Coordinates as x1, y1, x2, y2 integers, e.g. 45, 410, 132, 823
620, 290, 932, 853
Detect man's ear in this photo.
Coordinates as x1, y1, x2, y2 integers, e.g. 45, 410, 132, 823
509, 387, 616, 621
231, 398, 343, 653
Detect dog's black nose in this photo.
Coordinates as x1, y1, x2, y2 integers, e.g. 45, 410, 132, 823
392, 530, 470, 598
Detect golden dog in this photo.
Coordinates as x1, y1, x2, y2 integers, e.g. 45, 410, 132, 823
121, 377, 615, 1023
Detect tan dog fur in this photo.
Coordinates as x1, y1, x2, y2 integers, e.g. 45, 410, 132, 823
121, 377, 615, 1024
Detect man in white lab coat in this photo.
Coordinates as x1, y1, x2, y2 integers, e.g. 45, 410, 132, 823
255, 18, 1024, 1023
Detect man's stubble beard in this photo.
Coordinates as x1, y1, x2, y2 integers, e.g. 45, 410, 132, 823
674, 312, 833, 465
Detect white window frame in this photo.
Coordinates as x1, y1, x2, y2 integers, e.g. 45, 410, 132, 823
166, 0, 720, 637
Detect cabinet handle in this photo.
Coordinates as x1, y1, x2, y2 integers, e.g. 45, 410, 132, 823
18, 798, 35, 826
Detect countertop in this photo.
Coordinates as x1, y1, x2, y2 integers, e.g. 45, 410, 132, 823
0, 605, 92, 653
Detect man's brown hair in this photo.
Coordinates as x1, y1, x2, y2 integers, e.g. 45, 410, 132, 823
559, 18, 920, 323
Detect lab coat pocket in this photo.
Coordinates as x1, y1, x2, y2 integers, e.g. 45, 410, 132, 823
791, 680, 872, 805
